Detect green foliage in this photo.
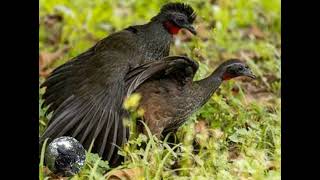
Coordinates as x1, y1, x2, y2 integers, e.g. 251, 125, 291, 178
39, 0, 281, 179
70, 153, 110, 180
39, 138, 48, 180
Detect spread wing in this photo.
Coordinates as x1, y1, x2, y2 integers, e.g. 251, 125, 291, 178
40, 30, 138, 167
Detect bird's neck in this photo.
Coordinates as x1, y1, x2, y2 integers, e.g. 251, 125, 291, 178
175, 71, 223, 120
189, 67, 225, 109
138, 21, 173, 61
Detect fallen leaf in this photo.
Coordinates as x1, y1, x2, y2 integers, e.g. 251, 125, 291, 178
194, 120, 209, 145
195, 120, 208, 134
250, 25, 265, 39
241, 82, 275, 105
243, 25, 265, 39
105, 167, 143, 180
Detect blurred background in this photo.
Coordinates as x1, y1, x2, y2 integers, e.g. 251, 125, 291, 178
39, 0, 280, 179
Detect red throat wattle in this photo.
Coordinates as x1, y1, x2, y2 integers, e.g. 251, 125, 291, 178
222, 73, 235, 81
163, 21, 181, 35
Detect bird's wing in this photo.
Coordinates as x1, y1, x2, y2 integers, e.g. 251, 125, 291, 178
125, 55, 199, 95
40, 30, 139, 166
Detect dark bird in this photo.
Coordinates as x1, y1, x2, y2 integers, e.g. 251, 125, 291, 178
133, 57, 255, 138
40, 2, 197, 167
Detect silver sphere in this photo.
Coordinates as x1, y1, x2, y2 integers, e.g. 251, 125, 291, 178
45, 136, 86, 176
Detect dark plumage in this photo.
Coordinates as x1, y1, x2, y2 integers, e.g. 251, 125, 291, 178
40, 2, 196, 167
155, 3, 197, 23
135, 58, 255, 138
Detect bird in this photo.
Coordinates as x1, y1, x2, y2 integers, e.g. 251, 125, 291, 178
133, 57, 256, 138
40, 2, 197, 167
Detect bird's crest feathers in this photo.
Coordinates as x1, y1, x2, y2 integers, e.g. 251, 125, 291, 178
159, 2, 196, 23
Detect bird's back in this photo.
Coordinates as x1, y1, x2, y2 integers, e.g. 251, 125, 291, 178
136, 74, 194, 137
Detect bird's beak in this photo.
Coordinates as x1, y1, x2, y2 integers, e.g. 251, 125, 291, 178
243, 69, 256, 79
183, 24, 197, 35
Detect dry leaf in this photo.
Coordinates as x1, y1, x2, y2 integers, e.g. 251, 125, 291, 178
195, 120, 207, 134
105, 167, 143, 180
241, 82, 275, 105
244, 25, 265, 39
195, 120, 209, 144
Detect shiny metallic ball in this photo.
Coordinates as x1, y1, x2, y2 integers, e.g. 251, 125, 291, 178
45, 136, 86, 176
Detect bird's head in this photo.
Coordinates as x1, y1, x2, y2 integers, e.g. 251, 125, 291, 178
219, 59, 256, 81
152, 2, 197, 35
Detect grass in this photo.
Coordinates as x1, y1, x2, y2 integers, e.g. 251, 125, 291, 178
39, 0, 281, 179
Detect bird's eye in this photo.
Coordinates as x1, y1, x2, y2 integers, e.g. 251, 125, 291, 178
238, 66, 244, 71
